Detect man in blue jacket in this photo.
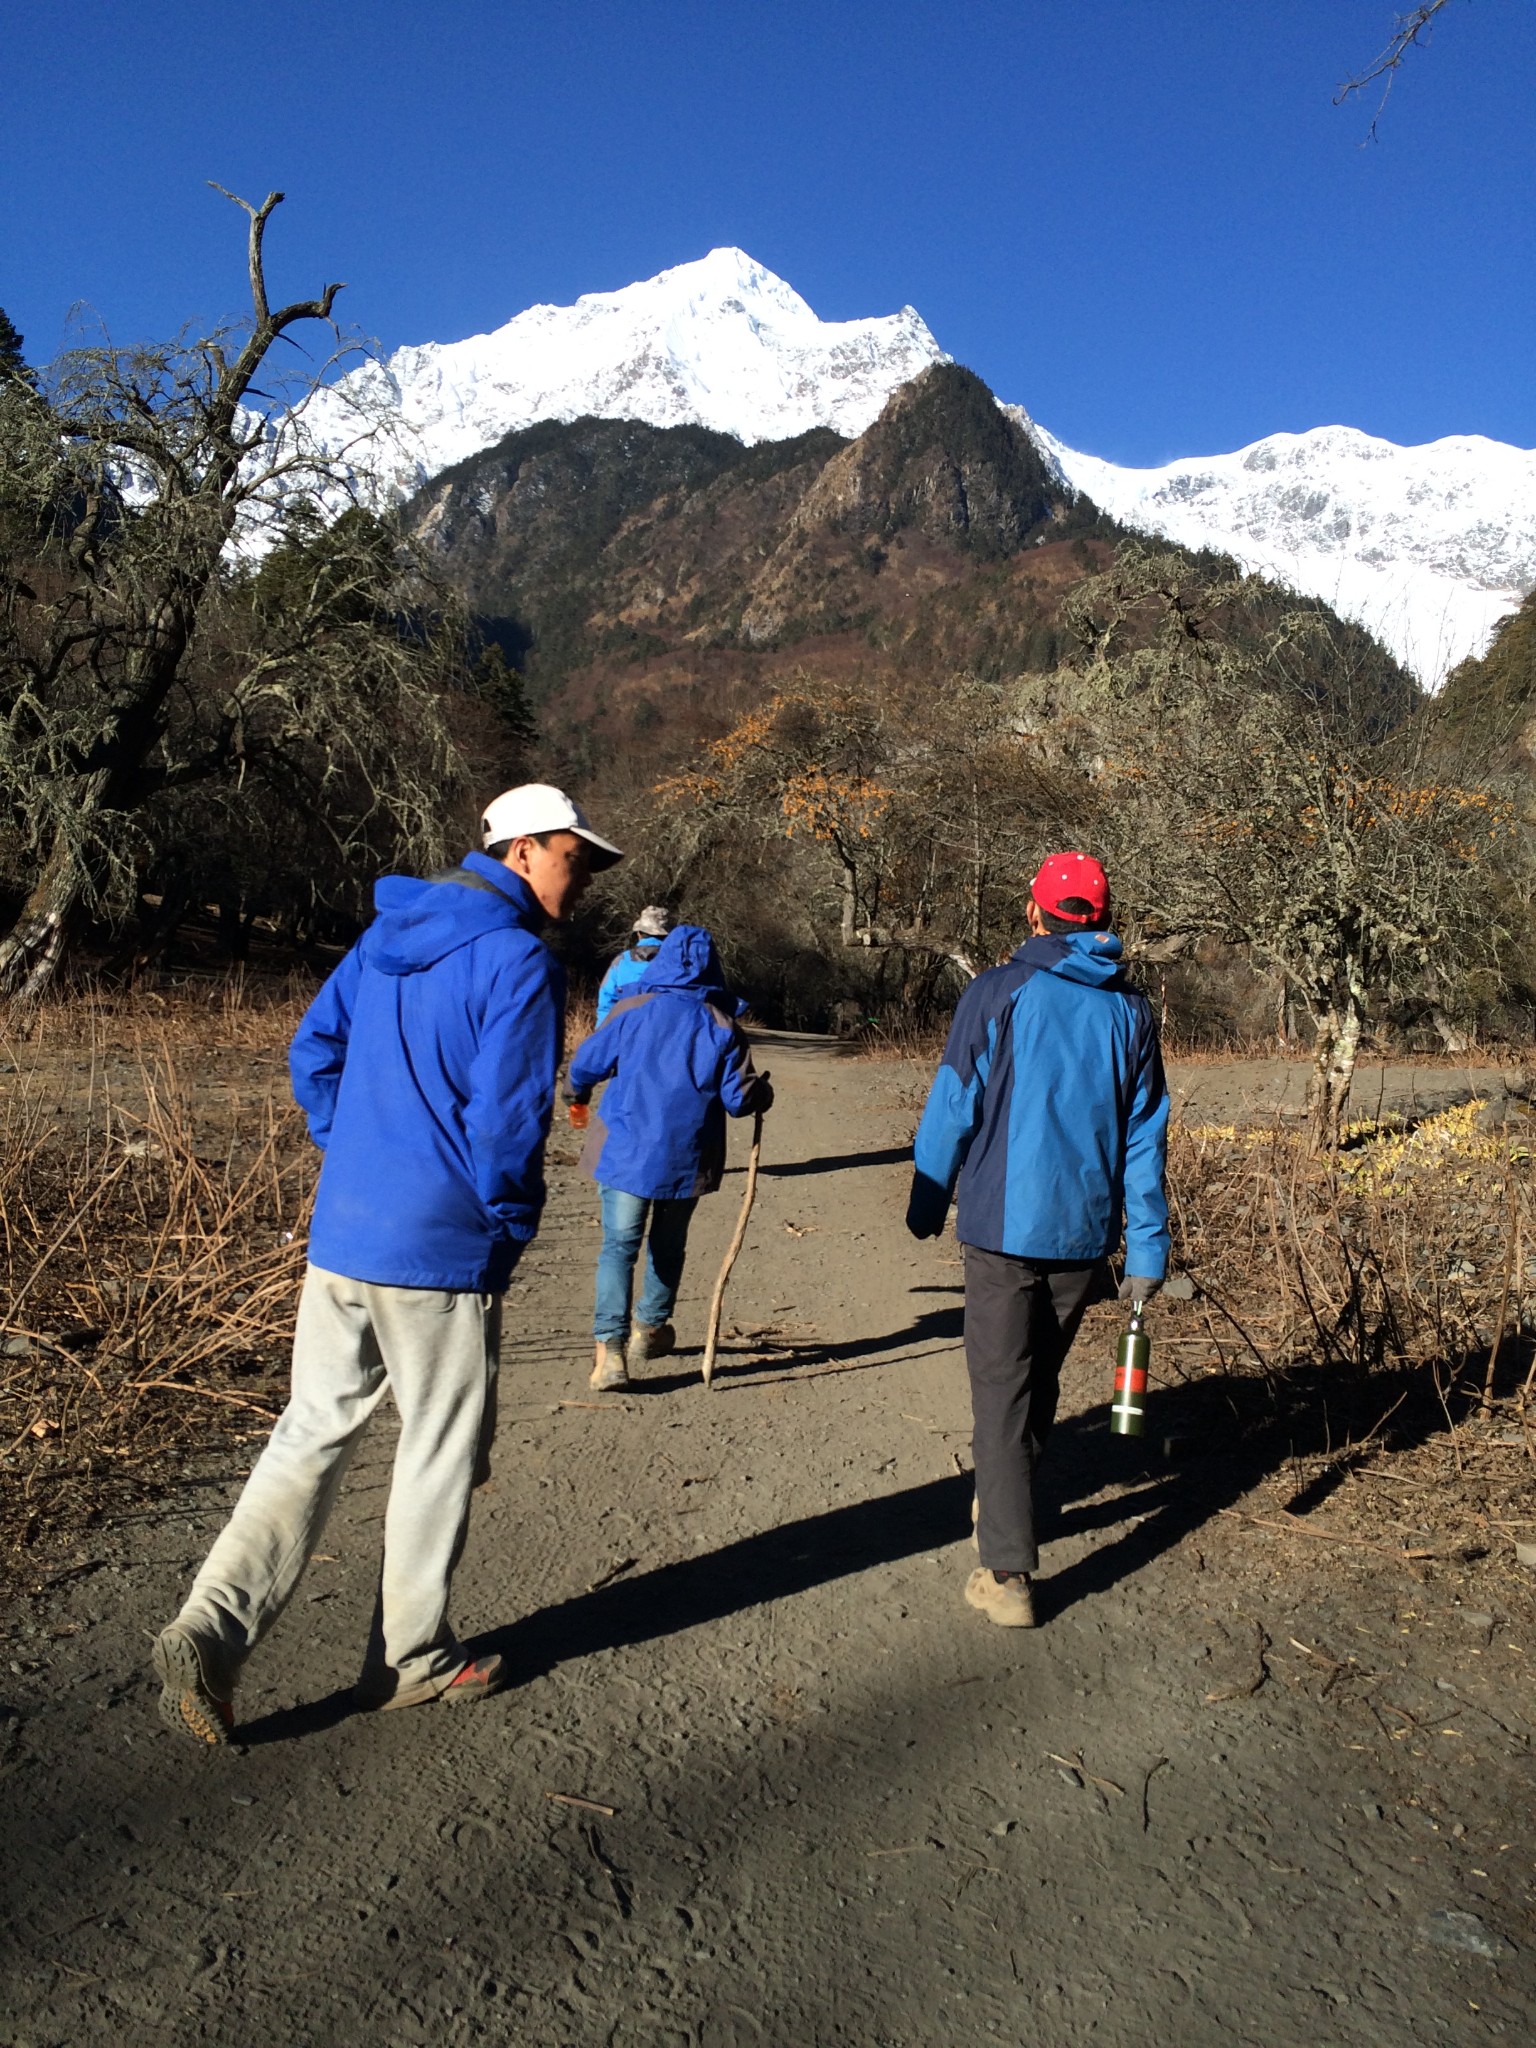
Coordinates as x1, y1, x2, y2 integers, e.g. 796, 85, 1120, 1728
595, 905, 673, 1024
566, 924, 772, 1391
907, 852, 1169, 1628
152, 784, 622, 1745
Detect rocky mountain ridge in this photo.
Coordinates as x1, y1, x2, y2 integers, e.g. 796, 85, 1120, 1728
409, 364, 1090, 687
407, 364, 1410, 785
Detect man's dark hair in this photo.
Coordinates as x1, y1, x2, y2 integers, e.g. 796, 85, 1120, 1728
484, 830, 555, 861
1035, 894, 1110, 936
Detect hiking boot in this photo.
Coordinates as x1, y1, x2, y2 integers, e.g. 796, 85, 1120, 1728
153, 1623, 235, 1746
964, 1567, 1037, 1628
626, 1321, 676, 1374
590, 1341, 628, 1392
372, 1652, 510, 1713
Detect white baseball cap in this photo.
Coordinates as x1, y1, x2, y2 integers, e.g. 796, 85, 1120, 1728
480, 784, 623, 870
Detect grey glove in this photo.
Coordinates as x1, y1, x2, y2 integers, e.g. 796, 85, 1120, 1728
1118, 1274, 1163, 1305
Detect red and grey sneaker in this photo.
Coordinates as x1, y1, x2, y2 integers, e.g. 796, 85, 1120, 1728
370, 1652, 511, 1713
440, 1653, 509, 1705
152, 1624, 235, 1746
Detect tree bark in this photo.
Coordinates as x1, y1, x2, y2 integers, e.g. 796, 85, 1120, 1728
0, 832, 84, 1003
1307, 995, 1363, 1149
1430, 1006, 1471, 1055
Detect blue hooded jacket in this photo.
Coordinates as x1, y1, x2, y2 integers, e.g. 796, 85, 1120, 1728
289, 852, 565, 1292
909, 931, 1169, 1274
567, 924, 768, 1201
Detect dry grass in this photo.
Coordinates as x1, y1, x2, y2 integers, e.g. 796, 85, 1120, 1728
1165, 1100, 1535, 1554
0, 989, 316, 1580
564, 990, 597, 1059
852, 1019, 948, 1063
0, 971, 316, 1057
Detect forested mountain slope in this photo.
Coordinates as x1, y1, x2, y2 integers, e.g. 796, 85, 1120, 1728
406, 362, 1414, 784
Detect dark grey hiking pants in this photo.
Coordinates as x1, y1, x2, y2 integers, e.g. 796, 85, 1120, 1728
964, 1245, 1102, 1575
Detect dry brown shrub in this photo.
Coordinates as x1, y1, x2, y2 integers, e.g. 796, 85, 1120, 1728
563, 990, 597, 1059
1164, 1099, 1534, 1546
0, 988, 316, 1579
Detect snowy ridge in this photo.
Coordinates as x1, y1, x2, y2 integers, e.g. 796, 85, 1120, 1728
306, 247, 947, 503
305, 249, 1533, 687
1031, 421, 1536, 687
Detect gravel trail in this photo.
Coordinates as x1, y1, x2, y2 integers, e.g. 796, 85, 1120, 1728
2, 1038, 1532, 2045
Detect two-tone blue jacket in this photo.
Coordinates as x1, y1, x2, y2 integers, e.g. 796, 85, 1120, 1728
289, 852, 564, 1292
568, 924, 770, 1201
908, 931, 1169, 1275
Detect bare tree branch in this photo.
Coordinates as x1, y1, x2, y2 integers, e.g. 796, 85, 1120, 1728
1335, 1, 1458, 138
208, 183, 283, 327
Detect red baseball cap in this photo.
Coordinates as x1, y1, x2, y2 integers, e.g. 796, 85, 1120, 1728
1031, 851, 1110, 925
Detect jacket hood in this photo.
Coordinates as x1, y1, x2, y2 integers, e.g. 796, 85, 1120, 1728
361, 852, 542, 976
1017, 930, 1127, 989
637, 923, 729, 1001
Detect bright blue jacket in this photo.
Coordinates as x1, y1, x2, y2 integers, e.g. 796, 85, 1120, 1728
567, 925, 768, 1201
289, 853, 565, 1292
909, 931, 1169, 1275
595, 941, 662, 1024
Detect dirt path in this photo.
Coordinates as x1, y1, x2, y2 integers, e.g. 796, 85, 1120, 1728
2, 1039, 1532, 2045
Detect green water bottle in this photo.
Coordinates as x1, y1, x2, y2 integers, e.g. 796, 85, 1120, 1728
1111, 1301, 1150, 1437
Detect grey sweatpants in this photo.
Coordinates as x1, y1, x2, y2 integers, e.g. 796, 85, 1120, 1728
964, 1245, 1101, 1575
175, 1263, 502, 1699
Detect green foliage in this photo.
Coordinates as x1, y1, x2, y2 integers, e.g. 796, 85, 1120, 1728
0, 307, 26, 387
1437, 588, 1536, 745
467, 635, 538, 754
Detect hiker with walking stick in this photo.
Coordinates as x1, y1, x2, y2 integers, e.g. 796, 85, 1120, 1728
906, 853, 1169, 1628
565, 924, 772, 1392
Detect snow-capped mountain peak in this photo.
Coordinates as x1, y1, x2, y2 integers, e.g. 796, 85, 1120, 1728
308, 248, 947, 502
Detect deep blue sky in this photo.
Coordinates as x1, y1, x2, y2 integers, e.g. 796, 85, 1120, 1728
2, 1, 1531, 466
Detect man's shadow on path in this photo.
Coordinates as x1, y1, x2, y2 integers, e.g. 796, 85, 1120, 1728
238, 1309, 1500, 1747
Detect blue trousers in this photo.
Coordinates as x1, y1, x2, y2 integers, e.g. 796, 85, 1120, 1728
593, 1186, 699, 1343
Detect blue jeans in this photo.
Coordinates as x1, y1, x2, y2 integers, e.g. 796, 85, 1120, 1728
593, 1186, 699, 1343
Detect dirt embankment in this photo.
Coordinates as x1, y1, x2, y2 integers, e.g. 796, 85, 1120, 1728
1, 1032, 1532, 2046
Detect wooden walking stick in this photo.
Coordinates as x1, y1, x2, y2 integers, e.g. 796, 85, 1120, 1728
701, 1108, 764, 1387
